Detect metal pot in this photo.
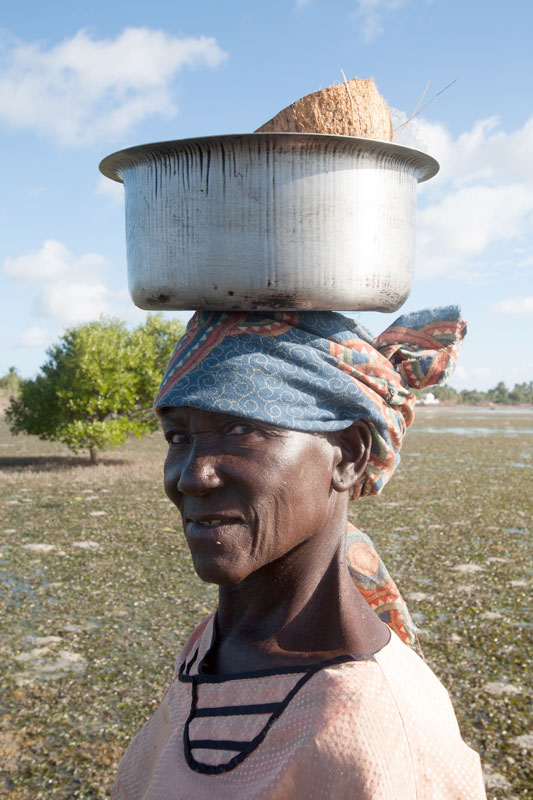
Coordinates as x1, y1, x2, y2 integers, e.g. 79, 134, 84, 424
99, 133, 438, 312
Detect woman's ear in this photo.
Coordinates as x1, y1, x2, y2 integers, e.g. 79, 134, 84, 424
331, 421, 371, 497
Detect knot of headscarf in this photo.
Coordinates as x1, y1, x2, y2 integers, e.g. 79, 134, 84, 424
155, 306, 466, 496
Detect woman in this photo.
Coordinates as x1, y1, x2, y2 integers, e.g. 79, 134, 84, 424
112, 307, 486, 799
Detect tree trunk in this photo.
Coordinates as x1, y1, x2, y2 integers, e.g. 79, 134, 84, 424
89, 446, 99, 466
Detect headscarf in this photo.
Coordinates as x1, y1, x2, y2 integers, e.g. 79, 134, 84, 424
155, 306, 466, 647
155, 306, 466, 495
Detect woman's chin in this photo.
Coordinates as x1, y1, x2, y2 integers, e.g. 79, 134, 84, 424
191, 552, 250, 586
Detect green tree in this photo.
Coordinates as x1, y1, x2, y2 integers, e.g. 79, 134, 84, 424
508, 381, 533, 405
459, 389, 485, 405
0, 366, 22, 397
488, 381, 509, 404
6, 315, 184, 465
128, 314, 188, 407
429, 384, 459, 403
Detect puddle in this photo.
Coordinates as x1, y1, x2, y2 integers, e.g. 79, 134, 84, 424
0, 570, 36, 605
0, 564, 51, 612
14, 645, 87, 685
414, 427, 533, 435
503, 528, 526, 534
417, 407, 533, 416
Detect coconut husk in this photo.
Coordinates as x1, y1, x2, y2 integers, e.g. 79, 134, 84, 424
255, 77, 392, 142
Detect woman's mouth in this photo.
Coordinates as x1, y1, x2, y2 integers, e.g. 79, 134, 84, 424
185, 515, 245, 539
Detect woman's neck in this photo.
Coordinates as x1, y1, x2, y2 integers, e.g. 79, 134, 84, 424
212, 521, 390, 674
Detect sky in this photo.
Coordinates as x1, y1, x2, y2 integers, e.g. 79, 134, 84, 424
1, 0, 531, 391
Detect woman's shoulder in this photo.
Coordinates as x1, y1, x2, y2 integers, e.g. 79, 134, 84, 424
303, 633, 485, 798
308, 632, 463, 741
372, 630, 461, 725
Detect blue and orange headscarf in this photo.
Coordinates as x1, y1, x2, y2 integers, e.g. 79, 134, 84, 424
155, 306, 466, 647
155, 306, 466, 496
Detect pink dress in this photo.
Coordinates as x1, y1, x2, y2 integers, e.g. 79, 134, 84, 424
112, 615, 486, 799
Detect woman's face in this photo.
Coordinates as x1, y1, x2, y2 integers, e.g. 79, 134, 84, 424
161, 407, 345, 586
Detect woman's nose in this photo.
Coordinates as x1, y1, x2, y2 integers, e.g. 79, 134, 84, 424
176, 448, 222, 496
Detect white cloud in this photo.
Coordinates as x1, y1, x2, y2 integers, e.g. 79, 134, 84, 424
414, 115, 533, 192
37, 280, 114, 324
353, 0, 408, 42
417, 184, 533, 278
407, 114, 533, 278
97, 174, 124, 206
17, 326, 53, 348
0, 27, 227, 146
4, 240, 107, 282
490, 297, 533, 316
3, 240, 123, 325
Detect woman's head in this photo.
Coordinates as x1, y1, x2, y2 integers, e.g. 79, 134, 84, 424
155, 308, 465, 643
161, 405, 371, 585
155, 308, 466, 495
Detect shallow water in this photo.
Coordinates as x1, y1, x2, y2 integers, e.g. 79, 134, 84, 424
414, 426, 533, 435
413, 406, 533, 437
416, 406, 533, 416
0, 568, 36, 605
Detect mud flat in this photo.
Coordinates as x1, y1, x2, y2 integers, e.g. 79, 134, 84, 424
1, 408, 531, 798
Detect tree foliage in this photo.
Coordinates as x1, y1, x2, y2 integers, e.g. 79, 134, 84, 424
0, 366, 22, 397
6, 315, 184, 464
415, 381, 533, 406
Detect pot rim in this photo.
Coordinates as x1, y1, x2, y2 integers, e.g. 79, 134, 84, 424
99, 132, 439, 185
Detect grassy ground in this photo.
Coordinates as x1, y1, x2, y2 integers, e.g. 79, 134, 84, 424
0, 407, 531, 798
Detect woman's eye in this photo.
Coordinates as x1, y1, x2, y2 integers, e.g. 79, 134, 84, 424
226, 423, 253, 436
167, 432, 188, 445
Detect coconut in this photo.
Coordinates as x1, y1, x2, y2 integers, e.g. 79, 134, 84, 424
255, 77, 392, 141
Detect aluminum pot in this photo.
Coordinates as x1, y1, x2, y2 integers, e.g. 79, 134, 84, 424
99, 133, 438, 312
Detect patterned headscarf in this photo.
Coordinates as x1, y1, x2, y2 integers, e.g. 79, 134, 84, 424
155, 306, 466, 647
155, 306, 466, 496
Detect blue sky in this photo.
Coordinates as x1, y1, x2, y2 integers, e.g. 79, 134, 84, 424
1, 0, 531, 390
